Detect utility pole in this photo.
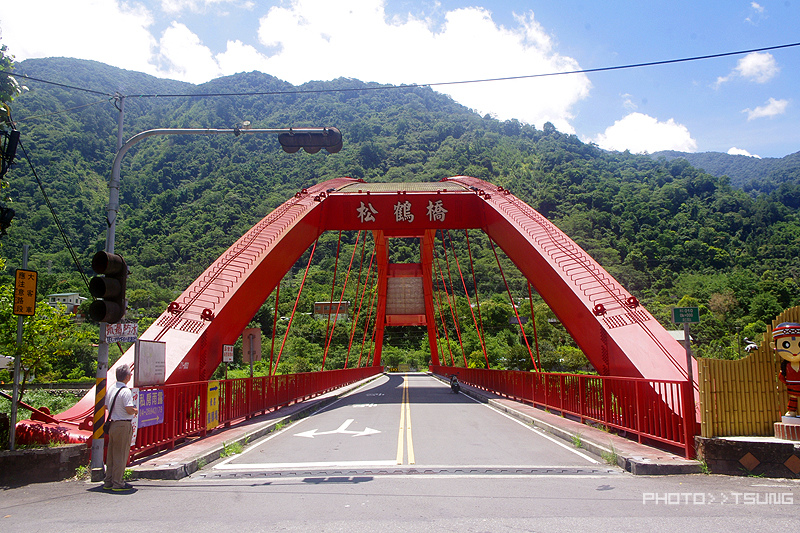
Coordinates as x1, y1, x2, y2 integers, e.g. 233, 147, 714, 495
90, 95, 125, 480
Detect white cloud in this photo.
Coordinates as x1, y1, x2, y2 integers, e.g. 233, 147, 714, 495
1, 0, 590, 131
727, 147, 761, 158
715, 52, 779, 86
2, 0, 158, 76
621, 93, 637, 111
592, 112, 697, 154
160, 0, 243, 14
743, 97, 789, 120
155, 22, 223, 83
252, 1, 591, 131
215, 40, 268, 75
746, 2, 766, 24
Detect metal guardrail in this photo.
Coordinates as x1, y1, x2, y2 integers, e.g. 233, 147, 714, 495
431, 365, 696, 458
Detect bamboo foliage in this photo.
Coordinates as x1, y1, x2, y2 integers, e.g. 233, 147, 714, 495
699, 307, 797, 437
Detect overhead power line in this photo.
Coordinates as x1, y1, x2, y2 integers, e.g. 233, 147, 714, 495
1, 40, 799, 100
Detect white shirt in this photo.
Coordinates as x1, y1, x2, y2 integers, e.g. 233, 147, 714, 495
106, 381, 134, 421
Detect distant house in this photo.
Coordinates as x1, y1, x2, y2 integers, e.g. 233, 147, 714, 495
47, 293, 87, 314
314, 301, 350, 322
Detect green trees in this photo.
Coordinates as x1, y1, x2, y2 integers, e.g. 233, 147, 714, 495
0, 56, 797, 379
0, 284, 92, 397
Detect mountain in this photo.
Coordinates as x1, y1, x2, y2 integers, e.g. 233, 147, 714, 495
651, 150, 800, 193
1, 57, 799, 368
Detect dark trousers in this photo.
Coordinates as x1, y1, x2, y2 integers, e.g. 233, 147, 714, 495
104, 420, 133, 488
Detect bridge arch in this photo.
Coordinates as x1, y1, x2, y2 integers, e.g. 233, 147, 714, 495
60, 176, 696, 420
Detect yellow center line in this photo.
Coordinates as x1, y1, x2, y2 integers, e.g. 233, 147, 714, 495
396, 377, 406, 464
406, 379, 415, 465
396, 375, 415, 465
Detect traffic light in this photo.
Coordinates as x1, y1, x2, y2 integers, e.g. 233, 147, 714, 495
278, 127, 343, 154
1, 130, 20, 177
88, 251, 128, 323
0, 205, 14, 236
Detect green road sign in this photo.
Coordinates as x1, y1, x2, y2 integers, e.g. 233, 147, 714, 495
672, 306, 700, 324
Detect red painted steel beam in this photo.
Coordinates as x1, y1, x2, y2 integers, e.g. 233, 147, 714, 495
446, 177, 697, 388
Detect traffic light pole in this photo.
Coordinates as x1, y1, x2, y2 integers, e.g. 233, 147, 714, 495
90, 114, 342, 479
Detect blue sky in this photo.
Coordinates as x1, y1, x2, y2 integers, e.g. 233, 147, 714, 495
2, 0, 798, 157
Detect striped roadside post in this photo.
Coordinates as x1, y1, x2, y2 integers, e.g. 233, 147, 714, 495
90, 323, 109, 481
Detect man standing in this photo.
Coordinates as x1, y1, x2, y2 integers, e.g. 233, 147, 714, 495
103, 364, 137, 491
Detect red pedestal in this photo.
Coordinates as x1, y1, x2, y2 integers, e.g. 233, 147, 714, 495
774, 418, 800, 441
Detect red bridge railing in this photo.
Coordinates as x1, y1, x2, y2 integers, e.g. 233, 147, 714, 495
431, 365, 696, 458
130, 366, 380, 460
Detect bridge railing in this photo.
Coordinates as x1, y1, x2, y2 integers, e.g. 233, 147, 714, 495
431, 365, 695, 458
130, 366, 381, 460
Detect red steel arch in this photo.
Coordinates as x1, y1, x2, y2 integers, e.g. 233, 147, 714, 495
59, 176, 696, 420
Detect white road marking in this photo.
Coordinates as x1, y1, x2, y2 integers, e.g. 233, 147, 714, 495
294, 418, 380, 438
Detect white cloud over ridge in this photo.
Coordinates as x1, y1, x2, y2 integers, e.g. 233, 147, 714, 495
592, 112, 697, 154
5, 0, 590, 133
728, 147, 761, 158
2, 0, 158, 76
250, 2, 591, 132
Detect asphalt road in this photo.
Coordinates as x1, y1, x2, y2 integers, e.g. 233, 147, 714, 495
3, 374, 800, 532
209, 372, 602, 474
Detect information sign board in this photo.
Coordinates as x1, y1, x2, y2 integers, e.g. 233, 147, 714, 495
672, 307, 700, 324
222, 344, 234, 363
106, 322, 138, 343
138, 389, 164, 428
13, 269, 37, 316
134, 340, 166, 387
206, 380, 219, 430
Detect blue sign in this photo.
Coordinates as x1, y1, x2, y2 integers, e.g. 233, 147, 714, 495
138, 389, 164, 428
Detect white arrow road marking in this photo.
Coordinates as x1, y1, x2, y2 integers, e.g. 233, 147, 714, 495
294, 419, 381, 438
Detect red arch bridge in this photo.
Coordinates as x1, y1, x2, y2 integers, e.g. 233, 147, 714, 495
20, 176, 699, 459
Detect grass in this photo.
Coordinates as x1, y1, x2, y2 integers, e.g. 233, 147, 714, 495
0, 389, 83, 421
602, 444, 618, 466
73, 464, 89, 480
571, 433, 583, 449
220, 441, 244, 457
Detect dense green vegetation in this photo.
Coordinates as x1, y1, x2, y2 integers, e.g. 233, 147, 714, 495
1, 56, 799, 386
652, 149, 800, 194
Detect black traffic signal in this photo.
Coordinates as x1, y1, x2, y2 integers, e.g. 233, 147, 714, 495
88, 251, 128, 323
278, 127, 342, 154
1, 130, 20, 178
0, 205, 14, 236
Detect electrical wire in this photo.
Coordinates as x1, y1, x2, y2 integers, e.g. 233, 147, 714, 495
3, 72, 114, 97
2, 41, 798, 100
16, 135, 91, 294
14, 97, 111, 123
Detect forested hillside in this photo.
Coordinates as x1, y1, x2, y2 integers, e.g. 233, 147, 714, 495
652, 149, 800, 194
2, 57, 800, 381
